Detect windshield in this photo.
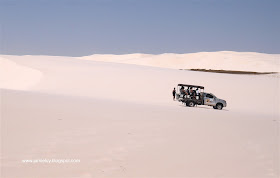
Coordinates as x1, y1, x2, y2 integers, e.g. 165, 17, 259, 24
210, 93, 216, 98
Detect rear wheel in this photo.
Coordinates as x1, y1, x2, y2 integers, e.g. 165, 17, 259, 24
188, 101, 195, 107
216, 103, 223, 110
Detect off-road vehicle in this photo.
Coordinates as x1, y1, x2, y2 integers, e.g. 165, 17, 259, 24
176, 84, 227, 110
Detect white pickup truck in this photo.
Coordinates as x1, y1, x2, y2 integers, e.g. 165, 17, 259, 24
176, 84, 227, 110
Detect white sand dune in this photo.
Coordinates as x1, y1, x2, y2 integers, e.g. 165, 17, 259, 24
80, 51, 280, 72
0, 53, 279, 178
0, 56, 42, 90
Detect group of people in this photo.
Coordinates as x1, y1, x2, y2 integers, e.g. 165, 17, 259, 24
172, 86, 201, 100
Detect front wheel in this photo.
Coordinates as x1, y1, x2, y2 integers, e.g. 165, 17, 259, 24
216, 104, 223, 110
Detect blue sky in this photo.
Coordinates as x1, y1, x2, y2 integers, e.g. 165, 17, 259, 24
0, 0, 279, 56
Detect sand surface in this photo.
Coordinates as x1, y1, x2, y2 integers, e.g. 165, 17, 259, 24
0, 52, 279, 178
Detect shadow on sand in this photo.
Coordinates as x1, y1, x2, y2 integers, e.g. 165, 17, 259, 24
178, 103, 229, 111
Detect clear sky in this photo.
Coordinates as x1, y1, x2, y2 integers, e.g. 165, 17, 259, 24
0, 0, 279, 56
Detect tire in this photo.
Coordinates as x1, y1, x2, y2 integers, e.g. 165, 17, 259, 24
216, 103, 223, 110
213, 106, 217, 109
188, 101, 195, 107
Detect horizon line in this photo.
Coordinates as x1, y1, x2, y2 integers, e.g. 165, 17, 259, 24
1, 50, 280, 58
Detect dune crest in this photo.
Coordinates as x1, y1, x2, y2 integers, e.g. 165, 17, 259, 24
0, 56, 42, 90
80, 51, 280, 72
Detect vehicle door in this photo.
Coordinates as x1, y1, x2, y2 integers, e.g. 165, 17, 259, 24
204, 94, 216, 106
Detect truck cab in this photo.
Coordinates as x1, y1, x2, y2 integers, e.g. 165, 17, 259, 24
203, 92, 227, 109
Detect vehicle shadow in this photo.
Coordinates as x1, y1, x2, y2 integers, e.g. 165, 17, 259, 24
178, 104, 229, 111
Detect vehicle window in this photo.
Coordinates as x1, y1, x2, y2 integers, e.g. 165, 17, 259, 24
206, 94, 213, 98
